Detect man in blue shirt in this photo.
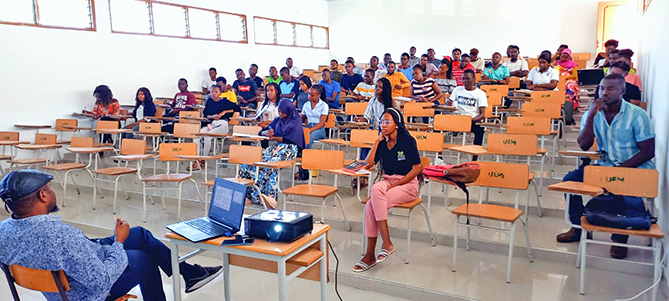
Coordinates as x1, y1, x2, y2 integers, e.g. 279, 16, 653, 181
318, 69, 341, 109
279, 67, 299, 99
556, 74, 655, 259
341, 60, 363, 95
0, 170, 222, 300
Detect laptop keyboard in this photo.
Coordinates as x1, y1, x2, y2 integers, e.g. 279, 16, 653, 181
185, 219, 229, 236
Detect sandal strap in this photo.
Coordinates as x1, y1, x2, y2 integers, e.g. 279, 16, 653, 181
354, 260, 369, 269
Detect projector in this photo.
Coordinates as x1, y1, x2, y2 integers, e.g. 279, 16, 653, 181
244, 210, 313, 242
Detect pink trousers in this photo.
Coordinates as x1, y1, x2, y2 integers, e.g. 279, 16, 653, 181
365, 174, 419, 238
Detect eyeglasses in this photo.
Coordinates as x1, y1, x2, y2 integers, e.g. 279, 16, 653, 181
379, 120, 392, 127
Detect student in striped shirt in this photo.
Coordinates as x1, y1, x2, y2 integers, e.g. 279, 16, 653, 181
411, 65, 443, 105
451, 54, 476, 86
353, 69, 376, 101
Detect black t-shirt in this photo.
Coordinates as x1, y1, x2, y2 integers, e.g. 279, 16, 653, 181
248, 76, 264, 89
374, 133, 421, 176
201, 98, 241, 126
594, 82, 641, 102
233, 79, 258, 101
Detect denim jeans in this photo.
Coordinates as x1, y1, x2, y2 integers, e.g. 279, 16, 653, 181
306, 123, 325, 149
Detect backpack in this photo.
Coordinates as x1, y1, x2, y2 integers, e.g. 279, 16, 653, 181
584, 190, 655, 230
423, 162, 481, 223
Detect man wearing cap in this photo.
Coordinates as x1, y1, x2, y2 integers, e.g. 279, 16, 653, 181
469, 48, 485, 74
0, 169, 222, 301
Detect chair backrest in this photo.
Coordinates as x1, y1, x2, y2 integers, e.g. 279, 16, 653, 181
55, 119, 78, 132
155, 107, 164, 118
350, 129, 378, 148
521, 102, 562, 119
96, 120, 119, 130
35, 134, 57, 145
473, 161, 530, 190
121, 139, 147, 155
527, 60, 538, 70
159, 143, 197, 161
302, 149, 344, 171
433, 114, 472, 132
485, 91, 504, 107
529, 90, 564, 104
303, 128, 310, 144
4, 264, 70, 292
506, 116, 552, 135
572, 52, 591, 61
325, 113, 336, 129
233, 125, 262, 135
173, 123, 200, 139
584, 166, 658, 198
138, 122, 162, 134
508, 77, 521, 89
480, 85, 509, 97
484, 105, 496, 118
575, 60, 586, 69
71, 137, 94, 147
228, 144, 263, 165
409, 131, 444, 153
487, 134, 538, 156
178, 111, 201, 124
420, 156, 430, 168
403, 102, 434, 118
344, 102, 367, 116
228, 112, 240, 126
0, 131, 19, 141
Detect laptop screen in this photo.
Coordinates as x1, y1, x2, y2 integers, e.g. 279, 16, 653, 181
209, 178, 247, 230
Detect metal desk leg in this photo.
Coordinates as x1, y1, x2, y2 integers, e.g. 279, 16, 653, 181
278, 258, 287, 301
223, 253, 231, 301
320, 236, 328, 301
170, 240, 182, 301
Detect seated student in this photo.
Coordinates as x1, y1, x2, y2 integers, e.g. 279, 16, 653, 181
369, 56, 387, 83
483, 52, 510, 84
617, 49, 642, 90
215, 76, 238, 104
601, 49, 621, 69
411, 65, 443, 105
347, 56, 364, 75
294, 76, 312, 111
353, 69, 376, 101
232, 69, 259, 109
526, 52, 559, 91
447, 70, 488, 159
594, 61, 642, 106
256, 83, 281, 128
201, 67, 217, 97
122, 87, 157, 139
83, 85, 121, 144
450, 48, 461, 64
503, 45, 529, 79
594, 39, 618, 67
286, 58, 302, 79
408, 46, 420, 67
398, 53, 414, 82
428, 48, 441, 67
382, 61, 410, 98
551, 44, 569, 64
318, 69, 342, 109
451, 54, 476, 86
352, 108, 423, 272
341, 60, 363, 95
0, 170, 223, 300
267, 66, 282, 85
301, 85, 328, 149
160, 78, 196, 134
193, 85, 240, 170
434, 58, 457, 94
469, 48, 485, 73
239, 99, 304, 206
330, 59, 343, 83
247, 64, 264, 90
556, 48, 581, 125
556, 74, 655, 259
419, 54, 439, 78
278, 67, 299, 100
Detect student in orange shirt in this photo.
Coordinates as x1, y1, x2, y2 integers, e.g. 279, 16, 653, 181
382, 61, 410, 98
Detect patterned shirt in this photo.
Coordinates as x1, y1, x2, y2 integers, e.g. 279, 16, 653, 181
92, 100, 120, 118
363, 97, 387, 129
0, 215, 127, 301
580, 100, 655, 169
411, 78, 437, 100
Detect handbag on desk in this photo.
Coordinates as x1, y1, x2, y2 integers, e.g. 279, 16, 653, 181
584, 190, 655, 230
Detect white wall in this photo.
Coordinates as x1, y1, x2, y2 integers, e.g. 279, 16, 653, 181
328, 0, 602, 62
636, 0, 669, 284
0, 0, 329, 133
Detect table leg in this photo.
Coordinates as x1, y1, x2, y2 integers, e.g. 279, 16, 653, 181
223, 253, 231, 301
320, 236, 328, 301
278, 258, 287, 301
170, 240, 182, 301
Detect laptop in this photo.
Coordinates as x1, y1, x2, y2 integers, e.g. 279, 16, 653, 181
166, 178, 247, 242
578, 69, 605, 86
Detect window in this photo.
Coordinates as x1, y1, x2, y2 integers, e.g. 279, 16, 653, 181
0, 0, 95, 31
108, 0, 247, 43
253, 17, 328, 49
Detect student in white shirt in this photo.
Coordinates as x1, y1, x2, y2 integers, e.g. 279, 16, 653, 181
202, 67, 217, 95
369, 56, 387, 82
503, 45, 529, 78
286, 57, 302, 78
447, 69, 488, 159
526, 52, 559, 91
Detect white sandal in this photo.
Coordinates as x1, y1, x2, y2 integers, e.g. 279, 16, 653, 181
352, 260, 377, 272
376, 248, 396, 263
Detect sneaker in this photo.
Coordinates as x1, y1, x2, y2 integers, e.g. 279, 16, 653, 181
184, 265, 223, 293
190, 161, 201, 171
610, 246, 628, 259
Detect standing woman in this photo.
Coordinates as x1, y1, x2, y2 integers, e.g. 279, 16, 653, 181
84, 85, 121, 144
256, 83, 281, 128
123, 87, 157, 138
556, 48, 580, 125
433, 58, 457, 94
239, 99, 305, 206
353, 108, 423, 272
294, 76, 312, 111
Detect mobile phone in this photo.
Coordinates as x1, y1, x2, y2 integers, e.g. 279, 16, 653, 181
221, 235, 255, 246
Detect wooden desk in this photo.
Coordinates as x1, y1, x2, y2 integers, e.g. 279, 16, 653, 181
448, 145, 487, 156
15, 144, 62, 150
166, 223, 330, 301
0, 141, 29, 146
14, 124, 52, 133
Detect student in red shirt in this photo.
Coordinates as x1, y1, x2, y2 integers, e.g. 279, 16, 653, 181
451, 54, 475, 86
83, 85, 122, 145
164, 78, 196, 118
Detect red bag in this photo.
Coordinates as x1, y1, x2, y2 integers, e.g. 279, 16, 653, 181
423, 162, 481, 185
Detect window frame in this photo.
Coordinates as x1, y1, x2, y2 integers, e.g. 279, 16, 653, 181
107, 0, 248, 44
0, 0, 97, 32
253, 16, 329, 49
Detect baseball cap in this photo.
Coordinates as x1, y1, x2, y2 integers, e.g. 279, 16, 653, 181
0, 170, 54, 208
